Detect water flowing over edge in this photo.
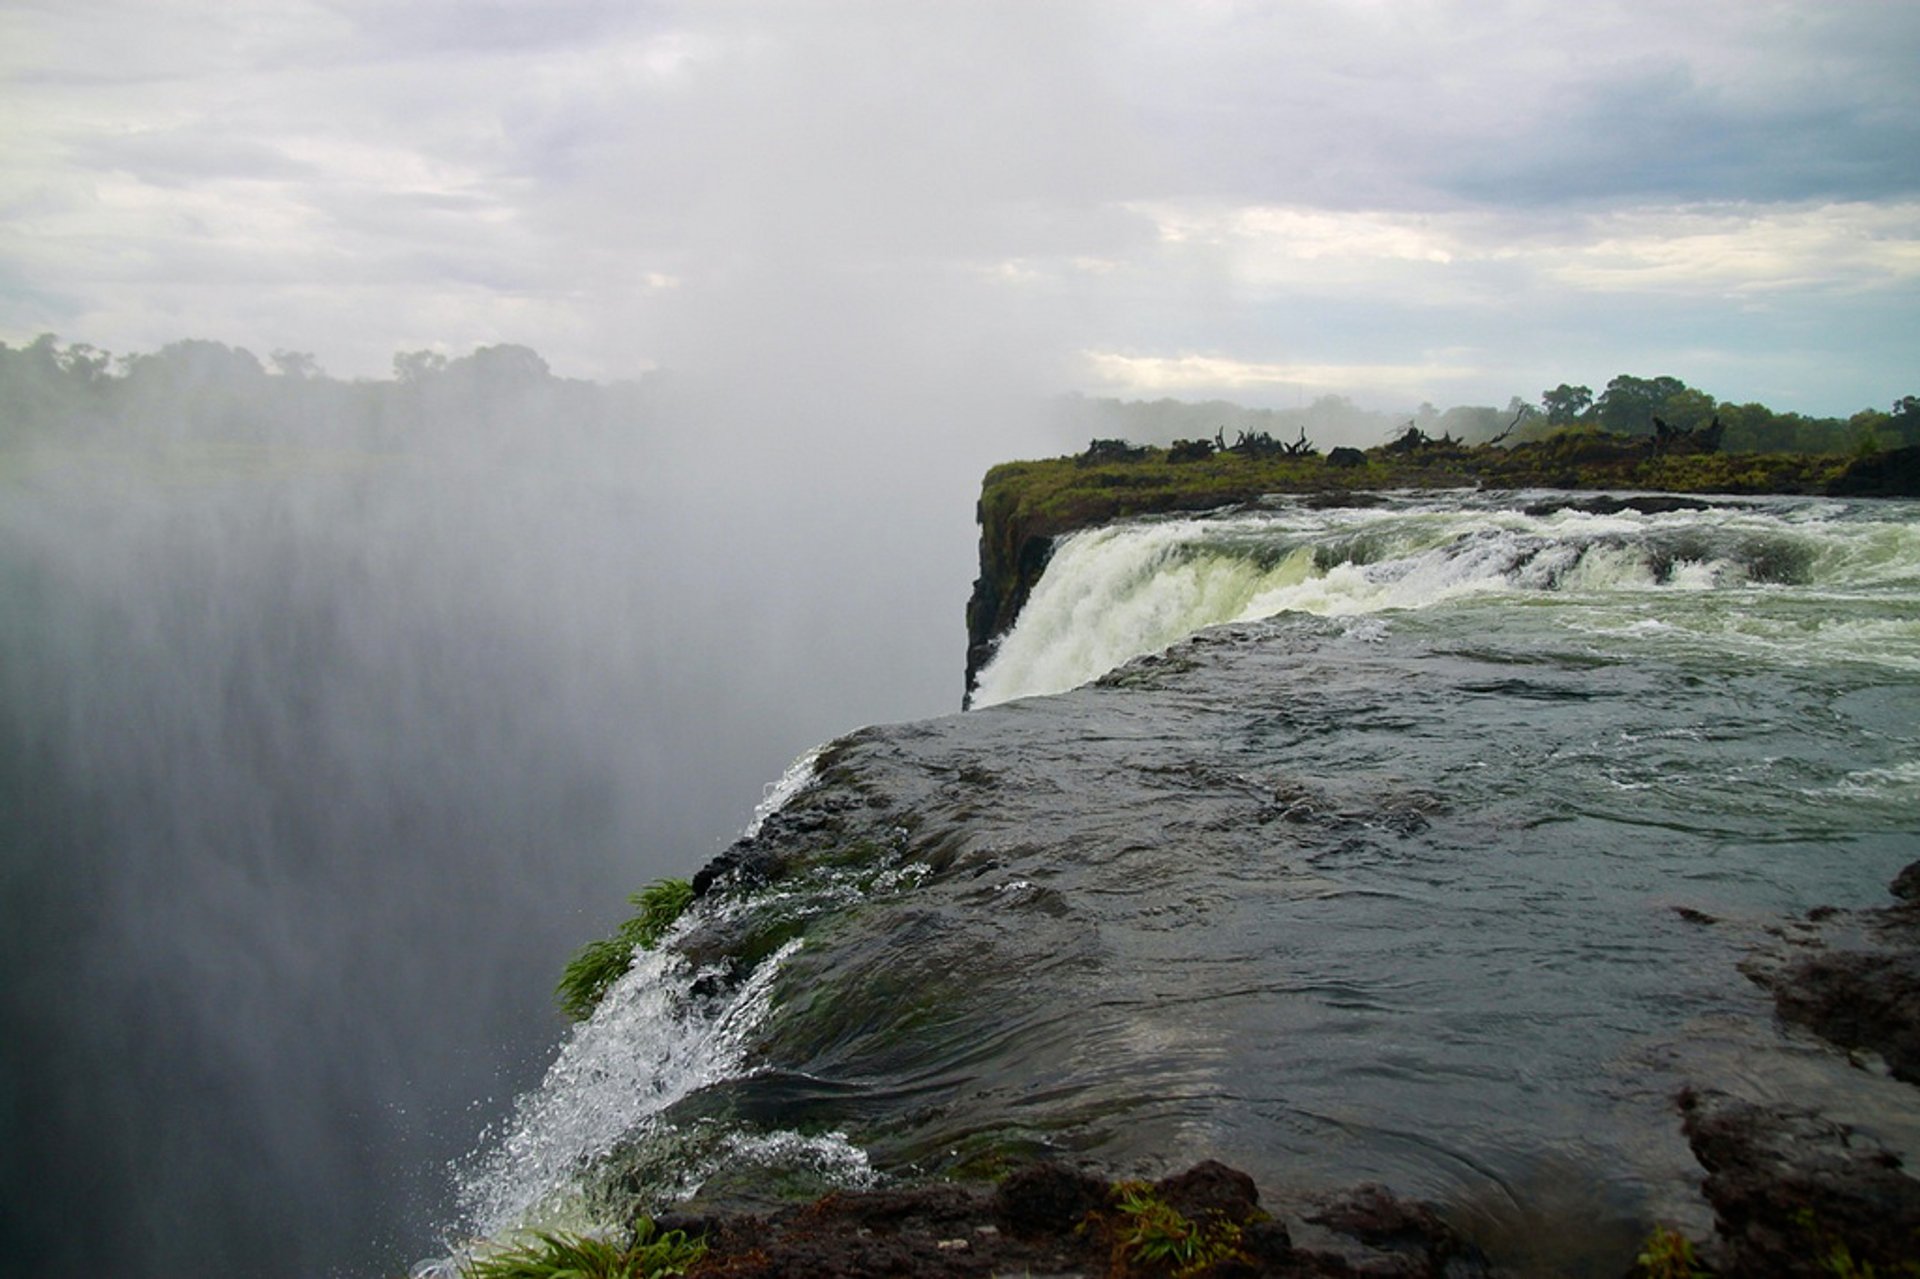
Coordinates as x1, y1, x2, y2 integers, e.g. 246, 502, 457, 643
425, 490, 1920, 1274
971, 492, 1920, 706
428, 745, 870, 1269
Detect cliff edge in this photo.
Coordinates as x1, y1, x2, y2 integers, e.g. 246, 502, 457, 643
963, 437, 1920, 703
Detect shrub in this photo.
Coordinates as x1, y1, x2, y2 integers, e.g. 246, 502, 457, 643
461, 1220, 706, 1279
556, 879, 695, 1020
1102, 1181, 1249, 1277
1634, 1225, 1710, 1277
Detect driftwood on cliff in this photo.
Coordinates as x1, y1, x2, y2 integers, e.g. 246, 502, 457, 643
1076, 437, 1150, 466
1651, 414, 1726, 456
1223, 427, 1317, 459
1383, 423, 1462, 454
1485, 405, 1530, 447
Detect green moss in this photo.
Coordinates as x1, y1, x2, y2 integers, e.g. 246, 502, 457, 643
460, 1220, 706, 1279
557, 879, 695, 1020
981, 438, 1856, 553
933, 1130, 1057, 1182
1793, 1208, 1920, 1279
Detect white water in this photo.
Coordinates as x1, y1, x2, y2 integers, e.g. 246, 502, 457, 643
971, 494, 1920, 706
452, 934, 800, 1240
746, 746, 825, 838
440, 743, 870, 1261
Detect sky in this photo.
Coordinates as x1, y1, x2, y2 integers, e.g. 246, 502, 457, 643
4, 0, 1919, 416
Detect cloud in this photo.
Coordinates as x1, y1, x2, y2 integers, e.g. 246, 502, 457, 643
1536, 202, 1920, 295
1111, 198, 1920, 306
1431, 6, 1920, 206
1, 0, 1918, 412
75, 129, 316, 189
1082, 350, 1482, 401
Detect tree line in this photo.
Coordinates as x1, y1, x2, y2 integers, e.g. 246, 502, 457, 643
1535, 374, 1918, 453
3, 335, 1915, 456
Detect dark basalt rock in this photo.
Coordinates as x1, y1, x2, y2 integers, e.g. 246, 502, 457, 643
1771, 950, 1920, 1083
1303, 488, 1386, 508
1751, 859, 1920, 1082
1664, 859, 1920, 1274
963, 528, 1054, 707
1153, 1159, 1264, 1227
1521, 494, 1727, 518
991, 1161, 1108, 1236
1306, 1183, 1484, 1276
690, 836, 785, 899
666, 1161, 1474, 1277
1678, 1090, 1920, 1277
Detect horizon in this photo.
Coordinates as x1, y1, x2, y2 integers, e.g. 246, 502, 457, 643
5, 331, 1905, 427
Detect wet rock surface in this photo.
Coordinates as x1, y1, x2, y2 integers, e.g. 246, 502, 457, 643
669, 1161, 1470, 1278
1750, 858, 1920, 1084
1519, 494, 1732, 518
1676, 1090, 1920, 1277
1656, 859, 1920, 1276
1772, 950, 1920, 1084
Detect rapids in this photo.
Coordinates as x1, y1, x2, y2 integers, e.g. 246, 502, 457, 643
972, 491, 1920, 705
452, 490, 1920, 1275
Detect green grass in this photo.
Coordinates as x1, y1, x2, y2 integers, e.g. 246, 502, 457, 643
980, 438, 1851, 546
1096, 1181, 1250, 1277
556, 879, 695, 1020
461, 1220, 706, 1279
1634, 1225, 1711, 1278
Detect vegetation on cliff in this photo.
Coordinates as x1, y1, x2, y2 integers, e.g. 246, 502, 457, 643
557, 879, 696, 1020
461, 1220, 707, 1279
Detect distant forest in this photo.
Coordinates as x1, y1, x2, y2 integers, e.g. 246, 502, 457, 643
0, 336, 625, 450
3, 335, 1915, 456
1058, 376, 1918, 455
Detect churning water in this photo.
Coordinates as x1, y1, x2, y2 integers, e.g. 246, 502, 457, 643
453, 490, 1920, 1274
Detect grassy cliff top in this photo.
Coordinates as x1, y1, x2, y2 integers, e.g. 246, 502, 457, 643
978, 434, 1852, 546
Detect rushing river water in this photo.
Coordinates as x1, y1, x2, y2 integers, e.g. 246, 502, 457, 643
451, 491, 1920, 1275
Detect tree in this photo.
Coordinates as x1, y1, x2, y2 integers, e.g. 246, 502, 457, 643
1888, 395, 1920, 449
1595, 374, 1688, 435
459, 343, 551, 385
393, 350, 448, 383
1540, 383, 1592, 425
1659, 386, 1717, 433
270, 350, 321, 379
1848, 409, 1890, 455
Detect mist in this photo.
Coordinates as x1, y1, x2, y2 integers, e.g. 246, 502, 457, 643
0, 337, 1060, 1276
13, 3, 1911, 1274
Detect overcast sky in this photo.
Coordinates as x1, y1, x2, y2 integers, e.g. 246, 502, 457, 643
4, 0, 1917, 414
